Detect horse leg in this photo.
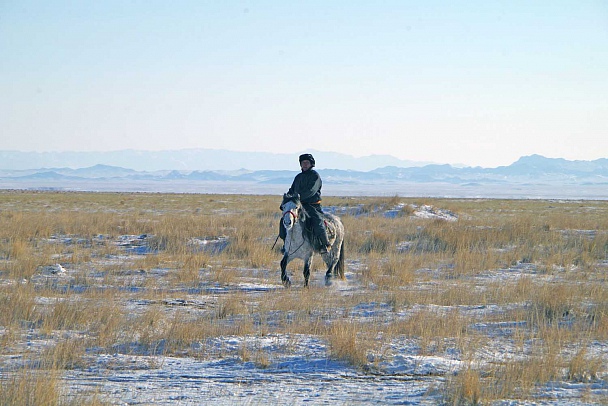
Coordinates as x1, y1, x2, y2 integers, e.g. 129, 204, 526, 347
324, 258, 336, 286
303, 256, 312, 288
280, 255, 291, 288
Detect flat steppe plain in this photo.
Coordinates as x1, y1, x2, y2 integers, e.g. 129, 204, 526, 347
0, 191, 606, 405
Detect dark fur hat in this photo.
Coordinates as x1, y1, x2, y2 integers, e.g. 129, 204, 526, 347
298, 153, 315, 167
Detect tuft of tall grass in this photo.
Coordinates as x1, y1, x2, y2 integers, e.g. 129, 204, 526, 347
567, 346, 603, 382
525, 283, 577, 327
0, 368, 61, 406
442, 366, 482, 405
238, 340, 272, 368
326, 321, 369, 368
40, 338, 88, 370
0, 284, 38, 328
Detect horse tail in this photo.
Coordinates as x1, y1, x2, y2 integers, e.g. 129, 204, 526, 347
335, 240, 345, 280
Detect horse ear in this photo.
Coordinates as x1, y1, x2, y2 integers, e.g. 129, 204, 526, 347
281, 193, 290, 210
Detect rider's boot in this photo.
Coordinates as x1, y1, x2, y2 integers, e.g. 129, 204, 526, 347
317, 229, 331, 254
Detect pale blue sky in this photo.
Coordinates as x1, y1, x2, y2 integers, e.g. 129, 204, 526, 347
1, 1, 607, 167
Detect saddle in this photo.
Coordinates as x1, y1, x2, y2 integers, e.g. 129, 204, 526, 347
303, 216, 336, 251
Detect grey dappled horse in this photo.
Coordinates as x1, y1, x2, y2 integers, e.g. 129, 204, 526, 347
280, 194, 345, 287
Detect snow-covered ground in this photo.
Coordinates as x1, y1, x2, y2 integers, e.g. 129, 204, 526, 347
1, 202, 606, 405
12, 269, 606, 405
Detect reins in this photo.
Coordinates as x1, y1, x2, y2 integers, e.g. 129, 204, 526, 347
285, 231, 306, 256
271, 234, 280, 251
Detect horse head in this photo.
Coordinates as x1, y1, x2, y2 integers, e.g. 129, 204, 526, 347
281, 193, 302, 231
281, 193, 300, 208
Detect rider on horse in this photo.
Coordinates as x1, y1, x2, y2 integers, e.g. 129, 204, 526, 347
279, 153, 331, 254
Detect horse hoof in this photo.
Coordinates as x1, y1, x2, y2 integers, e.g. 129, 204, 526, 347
325, 276, 332, 286
282, 278, 292, 288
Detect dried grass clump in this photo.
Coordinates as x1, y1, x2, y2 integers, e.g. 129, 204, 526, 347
567, 346, 604, 382
0, 284, 38, 328
390, 308, 472, 355
491, 352, 563, 399
326, 321, 369, 368
442, 366, 482, 405
0, 368, 61, 406
238, 340, 272, 369
525, 282, 579, 327
40, 338, 89, 370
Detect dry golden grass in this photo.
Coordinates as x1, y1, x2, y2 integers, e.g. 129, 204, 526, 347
443, 366, 483, 406
326, 320, 369, 368
567, 346, 604, 382
0, 368, 61, 406
0, 191, 606, 404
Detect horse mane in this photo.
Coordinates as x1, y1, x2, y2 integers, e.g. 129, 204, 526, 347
281, 193, 307, 219
281, 192, 300, 208
298, 204, 310, 221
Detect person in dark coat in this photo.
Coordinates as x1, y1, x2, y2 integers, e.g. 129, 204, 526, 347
279, 153, 331, 253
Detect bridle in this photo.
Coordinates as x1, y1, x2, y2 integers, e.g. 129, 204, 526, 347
281, 204, 306, 255
283, 208, 299, 224
282, 199, 301, 227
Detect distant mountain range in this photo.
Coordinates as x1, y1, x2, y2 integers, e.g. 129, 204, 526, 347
0, 148, 433, 172
1, 153, 606, 182
0, 152, 606, 198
